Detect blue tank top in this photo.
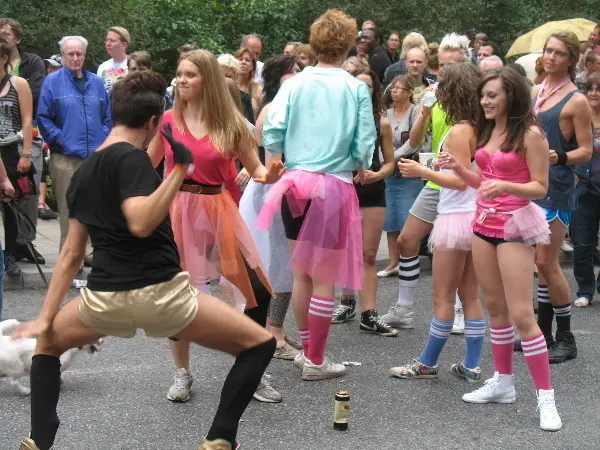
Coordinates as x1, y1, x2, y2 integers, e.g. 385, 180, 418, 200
534, 90, 579, 211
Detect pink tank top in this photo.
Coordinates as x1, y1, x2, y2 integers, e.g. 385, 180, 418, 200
161, 111, 233, 185
473, 147, 531, 237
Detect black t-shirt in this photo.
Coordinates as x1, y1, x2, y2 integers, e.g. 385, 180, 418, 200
67, 142, 181, 291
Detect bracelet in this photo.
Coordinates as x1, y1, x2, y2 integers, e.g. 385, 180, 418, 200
20, 154, 32, 159
556, 152, 568, 165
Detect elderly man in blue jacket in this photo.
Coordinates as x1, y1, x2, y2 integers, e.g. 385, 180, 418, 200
37, 35, 111, 251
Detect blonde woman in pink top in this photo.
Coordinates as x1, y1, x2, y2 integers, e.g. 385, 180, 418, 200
438, 66, 561, 432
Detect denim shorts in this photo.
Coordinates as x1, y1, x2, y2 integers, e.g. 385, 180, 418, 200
544, 208, 572, 228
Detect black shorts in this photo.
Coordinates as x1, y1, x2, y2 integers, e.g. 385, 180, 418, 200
281, 195, 310, 241
474, 231, 525, 247
355, 181, 386, 208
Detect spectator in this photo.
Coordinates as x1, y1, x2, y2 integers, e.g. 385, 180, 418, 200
362, 20, 376, 30
127, 51, 152, 72
0, 18, 46, 265
477, 41, 499, 62
43, 54, 61, 74
472, 32, 488, 63
386, 31, 401, 64
235, 47, 263, 122
0, 38, 34, 277
37, 36, 111, 255
241, 34, 264, 84
427, 42, 440, 80
404, 47, 434, 104
479, 55, 504, 72
572, 72, 600, 308
588, 24, 600, 53
97, 26, 130, 92
283, 41, 301, 55
341, 56, 370, 75
383, 32, 428, 88
217, 53, 240, 79
534, 55, 546, 84
292, 44, 316, 67
576, 51, 600, 90
360, 27, 392, 82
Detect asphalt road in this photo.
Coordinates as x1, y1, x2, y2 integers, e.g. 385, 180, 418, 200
0, 267, 598, 450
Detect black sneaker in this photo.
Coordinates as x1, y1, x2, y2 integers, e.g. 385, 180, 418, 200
360, 310, 399, 337
549, 331, 577, 364
514, 335, 554, 352
331, 298, 356, 324
16, 243, 46, 265
38, 203, 58, 220
4, 251, 22, 277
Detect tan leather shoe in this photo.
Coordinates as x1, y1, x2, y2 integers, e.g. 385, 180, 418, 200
19, 437, 40, 450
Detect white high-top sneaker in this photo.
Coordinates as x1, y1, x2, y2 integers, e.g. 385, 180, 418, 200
537, 389, 562, 431
381, 306, 414, 329
462, 371, 516, 404
451, 308, 465, 335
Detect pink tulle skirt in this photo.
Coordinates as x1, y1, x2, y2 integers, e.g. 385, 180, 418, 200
429, 211, 475, 251
472, 202, 550, 246
256, 170, 363, 290
170, 190, 272, 309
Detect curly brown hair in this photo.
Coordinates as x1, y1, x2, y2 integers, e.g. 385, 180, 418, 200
309, 9, 357, 64
436, 62, 482, 126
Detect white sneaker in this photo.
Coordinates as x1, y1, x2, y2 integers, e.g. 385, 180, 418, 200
538, 389, 562, 431
253, 375, 282, 403
377, 266, 399, 277
294, 351, 306, 369
167, 368, 193, 402
451, 308, 465, 335
302, 357, 347, 381
381, 306, 414, 329
462, 372, 516, 404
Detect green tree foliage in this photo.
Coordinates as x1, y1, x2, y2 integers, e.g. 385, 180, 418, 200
4, 0, 599, 75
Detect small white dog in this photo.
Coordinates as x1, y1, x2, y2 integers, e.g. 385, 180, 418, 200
0, 319, 102, 395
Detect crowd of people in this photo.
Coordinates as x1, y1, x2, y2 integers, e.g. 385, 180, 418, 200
1, 10, 599, 450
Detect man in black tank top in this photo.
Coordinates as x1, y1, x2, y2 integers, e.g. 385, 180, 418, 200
524, 31, 593, 364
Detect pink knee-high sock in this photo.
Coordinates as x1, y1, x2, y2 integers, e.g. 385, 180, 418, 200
522, 333, 552, 391
307, 296, 335, 365
298, 328, 309, 355
490, 324, 514, 375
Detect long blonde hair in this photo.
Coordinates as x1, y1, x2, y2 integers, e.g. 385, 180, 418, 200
174, 49, 255, 157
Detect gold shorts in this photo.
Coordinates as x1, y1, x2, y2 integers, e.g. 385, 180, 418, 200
78, 272, 199, 338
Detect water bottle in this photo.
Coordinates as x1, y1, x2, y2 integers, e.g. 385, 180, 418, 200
421, 91, 437, 108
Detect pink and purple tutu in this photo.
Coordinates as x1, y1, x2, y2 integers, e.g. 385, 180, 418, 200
429, 211, 475, 251
472, 202, 550, 246
257, 170, 363, 290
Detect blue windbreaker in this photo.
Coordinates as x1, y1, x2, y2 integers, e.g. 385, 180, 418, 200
37, 67, 111, 158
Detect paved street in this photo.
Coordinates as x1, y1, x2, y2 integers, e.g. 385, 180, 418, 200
1, 266, 598, 450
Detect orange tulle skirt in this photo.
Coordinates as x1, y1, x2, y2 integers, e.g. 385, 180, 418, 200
170, 190, 272, 309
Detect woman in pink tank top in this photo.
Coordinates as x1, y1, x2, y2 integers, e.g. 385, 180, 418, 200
439, 67, 561, 431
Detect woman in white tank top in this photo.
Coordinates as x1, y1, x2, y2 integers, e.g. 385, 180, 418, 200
390, 62, 485, 387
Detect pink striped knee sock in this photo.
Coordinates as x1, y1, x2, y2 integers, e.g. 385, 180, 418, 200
298, 328, 309, 354
307, 296, 335, 365
490, 324, 514, 375
522, 333, 552, 391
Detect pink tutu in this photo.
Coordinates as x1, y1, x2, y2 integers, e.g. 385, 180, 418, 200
257, 170, 363, 290
429, 211, 475, 251
170, 190, 272, 309
472, 202, 550, 246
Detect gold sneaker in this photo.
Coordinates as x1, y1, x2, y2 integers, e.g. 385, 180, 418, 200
198, 439, 233, 450
19, 438, 40, 450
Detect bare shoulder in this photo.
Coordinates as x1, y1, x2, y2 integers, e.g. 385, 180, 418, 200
568, 91, 592, 110
11, 76, 30, 89
449, 122, 475, 139
524, 126, 549, 153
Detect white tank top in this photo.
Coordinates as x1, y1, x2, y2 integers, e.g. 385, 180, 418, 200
437, 130, 478, 215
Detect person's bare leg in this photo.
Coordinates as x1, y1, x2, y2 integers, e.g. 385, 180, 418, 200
359, 207, 385, 312
289, 240, 312, 352
169, 340, 191, 371
383, 231, 400, 272
29, 298, 105, 450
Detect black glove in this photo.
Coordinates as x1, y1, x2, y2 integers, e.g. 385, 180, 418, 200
161, 124, 193, 165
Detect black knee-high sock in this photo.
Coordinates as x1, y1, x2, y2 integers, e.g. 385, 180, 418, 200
553, 303, 572, 334
206, 337, 276, 444
243, 259, 271, 328
536, 285, 554, 343
30, 355, 61, 450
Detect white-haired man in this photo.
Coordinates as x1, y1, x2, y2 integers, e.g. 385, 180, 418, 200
480, 55, 504, 72
383, 33, 471, 333
37, 36, 111, 253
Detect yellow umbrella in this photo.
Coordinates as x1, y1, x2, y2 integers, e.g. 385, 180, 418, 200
506, 18, 597, 58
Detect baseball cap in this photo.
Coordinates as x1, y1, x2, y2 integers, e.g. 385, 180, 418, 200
44, 55, 62, 67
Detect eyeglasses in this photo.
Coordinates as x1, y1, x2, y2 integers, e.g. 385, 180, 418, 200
543, 47, 569, 58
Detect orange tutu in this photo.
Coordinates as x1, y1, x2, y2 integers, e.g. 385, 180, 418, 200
170, 190, 272, 309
